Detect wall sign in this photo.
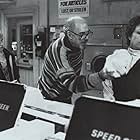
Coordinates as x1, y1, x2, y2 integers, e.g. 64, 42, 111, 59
58, 0, 89, 18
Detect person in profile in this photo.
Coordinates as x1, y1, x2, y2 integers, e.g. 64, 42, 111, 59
99, 15, 140, 101
38, 16, 104, 104
0, 32, 20, 82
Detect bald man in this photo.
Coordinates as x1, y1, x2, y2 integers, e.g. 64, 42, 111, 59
38, 16, 102, 103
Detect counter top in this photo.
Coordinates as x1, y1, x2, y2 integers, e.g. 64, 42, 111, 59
0, 119, 55, 140
24, 86, 74, 117
23, 86, 74, 126
1, 85, 140, 140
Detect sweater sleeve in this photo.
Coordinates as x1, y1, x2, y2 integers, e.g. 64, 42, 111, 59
55, 41, 104, 93
57, 67, 104, 93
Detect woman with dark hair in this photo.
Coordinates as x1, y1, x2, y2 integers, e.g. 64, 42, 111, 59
125, 15, 140, 46
99, 15, 140, 101
0, 32, 20, 82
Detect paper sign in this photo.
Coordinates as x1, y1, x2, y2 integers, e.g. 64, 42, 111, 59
58, 0, 89, 18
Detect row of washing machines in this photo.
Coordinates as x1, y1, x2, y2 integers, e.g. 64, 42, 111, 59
82, 24, 127, 75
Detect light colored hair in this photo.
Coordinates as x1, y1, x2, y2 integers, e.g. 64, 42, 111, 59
63, 16, 86, 32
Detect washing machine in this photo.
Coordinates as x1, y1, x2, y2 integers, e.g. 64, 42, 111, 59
82, 44, 122, 75
82, 24, 126, 75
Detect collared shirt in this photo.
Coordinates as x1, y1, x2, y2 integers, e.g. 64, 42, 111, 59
103, 48, 140, 100
127, 47, 140, 71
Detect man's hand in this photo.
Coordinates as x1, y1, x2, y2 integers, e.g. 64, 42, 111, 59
98, 70, 114, 80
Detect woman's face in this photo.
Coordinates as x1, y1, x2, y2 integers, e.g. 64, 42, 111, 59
129, 24, 140, 50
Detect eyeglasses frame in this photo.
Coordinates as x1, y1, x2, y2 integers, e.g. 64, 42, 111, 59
67, 29, 93, 40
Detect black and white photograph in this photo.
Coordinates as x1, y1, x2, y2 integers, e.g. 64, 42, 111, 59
0, 0, 140, 139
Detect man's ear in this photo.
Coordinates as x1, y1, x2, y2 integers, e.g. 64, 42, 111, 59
67, 31, 73, 40
128, 36, 131, 40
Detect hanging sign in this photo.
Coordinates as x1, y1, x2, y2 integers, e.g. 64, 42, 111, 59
58, 0, 89, 18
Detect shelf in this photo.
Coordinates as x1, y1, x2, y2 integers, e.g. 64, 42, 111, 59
23, 34, 32, 36
25, 51, 33, 54
17, 63, 33, 70
86, 43, 122, 47
17, 58, 33, 70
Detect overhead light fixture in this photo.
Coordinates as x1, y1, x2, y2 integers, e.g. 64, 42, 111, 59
0, 0, 16, 4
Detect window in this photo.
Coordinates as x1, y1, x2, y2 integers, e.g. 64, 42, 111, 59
20, 24, 33, 59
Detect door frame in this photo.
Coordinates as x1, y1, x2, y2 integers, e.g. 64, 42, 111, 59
2, 6, 39, 86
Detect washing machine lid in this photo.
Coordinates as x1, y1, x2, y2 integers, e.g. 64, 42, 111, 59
65, 96, 140, 140
91, 55, 106, 72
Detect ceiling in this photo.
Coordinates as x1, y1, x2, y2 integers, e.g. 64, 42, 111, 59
0, 0, 16, 9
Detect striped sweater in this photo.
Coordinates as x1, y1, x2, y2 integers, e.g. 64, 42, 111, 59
38, 35, 86, 102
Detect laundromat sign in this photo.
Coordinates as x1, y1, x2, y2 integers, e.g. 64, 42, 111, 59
58, 0, 89, 18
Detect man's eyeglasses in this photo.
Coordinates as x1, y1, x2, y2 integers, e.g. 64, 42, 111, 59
0, 38, 3, 42
68, 29, 93, 39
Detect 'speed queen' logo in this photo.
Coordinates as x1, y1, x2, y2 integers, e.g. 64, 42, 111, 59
0, 103, 10, 112
91, 129, 134, 140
